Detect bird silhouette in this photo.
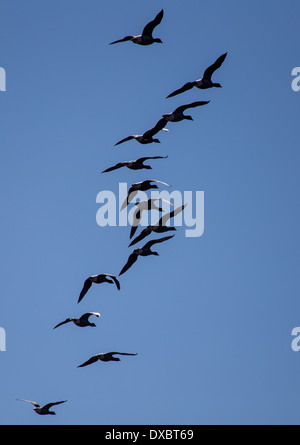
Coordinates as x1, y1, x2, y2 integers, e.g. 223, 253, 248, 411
17, 399, 67, 415
166, 53, 227, 98
78, 352, 138, 367
102, 156, 167, 173
108, 9, 164, 46
121, 179, 171, 211
78, 274, 120, 304
53, 312, 100, 329
130, 198, 173, 239
115, 118, 168, 146
129, 204, 186, 247
119, 235, 175, 276
162, 101, 210, 122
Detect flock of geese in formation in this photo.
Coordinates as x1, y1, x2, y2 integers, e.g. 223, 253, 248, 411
17, 9, 227, 416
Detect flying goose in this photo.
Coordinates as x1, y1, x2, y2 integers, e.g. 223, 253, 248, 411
121, 179, 171, 211
114, 118, 168, 146
130, 198, 174, 239
129, 204, 186, 247
78, 274, 120, 304
162, 101, 210, 122
53, 312, 100, 329
166, 52, 228, 98
119, 235, 175, 276
78, 352, 138, 367
17, 399, 67, 416
108, 9, 163, 46
102, 156, 168, 173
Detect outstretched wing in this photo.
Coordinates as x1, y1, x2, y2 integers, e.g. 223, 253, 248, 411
105, 274, 121, 290
119, 252, 138, 276
115, 135, 135, 146
158, 204, 186, 226
130, 224, 139, 240
43, 401, 67, 410
78, 355, 99, 368
130, 207, 142, 239
109, 352, 138, 357
166, 82, 196, 99
142, 9, 164, 37
17, 399, 40, 408
131, 179, 170, 189
174, 101, 210, 114
102, 162, 126, 173
155, 198, 174, 207
53, 318, 73, 329
129, 226, 153, 247
78, 278, 92, 304
121, 188, 138, 211
80, 312, 100, 322
148, 179, 171, 187
143, 118, 168, 139
143, 234, 175, 250
136, 155, 168, 163
203, 52, 227, 80
108, 35, 134, 45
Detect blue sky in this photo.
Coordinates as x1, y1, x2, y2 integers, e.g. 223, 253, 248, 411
1, 0, 300, 425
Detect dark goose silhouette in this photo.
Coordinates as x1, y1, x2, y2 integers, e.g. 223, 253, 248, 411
78, 352, 138, 367
119, 235, 175, 276
53, 312, 100, 329
130, 198, 173, 239
102, 156, 167, 173
121, 179, 171, 211
115, 118, 168, 146
17, 399, 67, 416
108, 9, 164, 46
78, 274, 120, 304
162, 101, 210, 122
129, 204, 186, 247
166, 52, 227, 98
